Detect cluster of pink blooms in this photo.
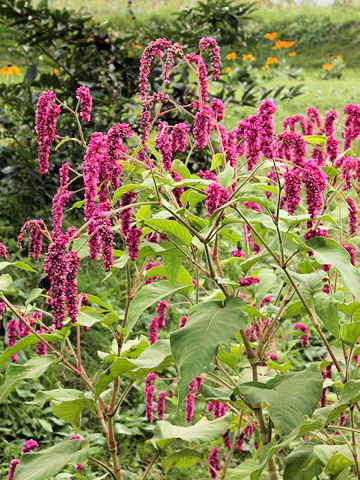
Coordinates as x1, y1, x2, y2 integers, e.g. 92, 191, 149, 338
35, 90, 61, 174
205, 182, 230, 215
346, 196, 358, 235
8, 439, 39, 480
232, 249, 246, 258
0, 242, 8, 259
17, 220, 43, 261
283, 168, 302, 215
342, 242, 357, 266
7, 312, 47, 362
198, 37, 221, 81
237, 422, 257, 452
155, 121, 173, 171
283, 114, 306, 135
144, 374, 167, 423
239, 276, 260, 287
185, 376, 204, 423
76, 86, 92, 123
208, 447, 221, 479
302, 161, 327, 219
178, 315, 188, 328
148, 301, 169, 344
294, 323, 310, 347
43, 232, 82, 329
88, 205, 114, 271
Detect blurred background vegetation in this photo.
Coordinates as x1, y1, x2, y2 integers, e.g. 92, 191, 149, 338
0, 0, 359, 477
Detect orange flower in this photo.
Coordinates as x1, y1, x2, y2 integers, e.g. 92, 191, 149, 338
265, 32, 278, 40
330, 56, 334, 61
322, 63, 333, 70
266, 56, 278, 65
273, 40, 295, 50
1, 65, 21, 76
242, 54, 256, 62
133, 44, 142, 49
262, 64, 269, 70
288, 52, 296, 57
51, 69, 60, 76
224, 67, 232, 74
337, 55, 343, 60
226, 52, 237, 60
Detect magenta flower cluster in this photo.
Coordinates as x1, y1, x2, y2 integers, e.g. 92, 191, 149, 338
76, 86, 92, 123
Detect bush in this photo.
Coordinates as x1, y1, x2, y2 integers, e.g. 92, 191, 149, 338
1, 34, 360, 480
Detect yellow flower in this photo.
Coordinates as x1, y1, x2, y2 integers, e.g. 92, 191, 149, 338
262, 64, 269, 70
265, 32, 278, 40
266, 56, 278, 65
224, 67, 232, 74
51, 69, 60, 76
1, 65, 21, 76
337, 55, 343, 60
322, 63, 333, 70
288, 52, 296, 57
242, 54, 256, 62
226, 52, 237, 60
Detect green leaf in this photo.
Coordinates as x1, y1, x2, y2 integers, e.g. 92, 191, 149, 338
306, 237, 360, 302
145, 219, 193, 245
25, 288, 43, 306
227, 459, 265, 480
0, 334, 59, 369
86, 294, 114, 312
171, 296, 248, 405
284, 445, 322, 480
235, 367, 323, 436
303, 135, 327, 146
314, 445, 354, 475
172, 159, 191, 179
126, 280, 191, 336
0, 262, 36, 273
340, 322, 360, 345
164, 255, 181, 287
210, 153, 224, 171
110, 340, 173, 379
0, 274, 12, 292
162, 449, 203, 473
338, 379, 360, 405
28, 389, 87, 406
151, 413, 231, 449
180, 190, 206, 208
51, 399, 91, 432
313, 292, 339, 338
217, 162, 234, 188
76, 309, 103, 327
24, 64, 38, 85
0, 356, 57, 402
112, 184, 152, 205
14, 440, 89, 480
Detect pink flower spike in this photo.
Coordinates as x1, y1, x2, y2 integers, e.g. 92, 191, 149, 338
208, 447, 221, 478
76, 86, 92, 123
157, 391, 166, 420
0, 242, 8, 259
198, 37, 221, 80
8, 459, 20, 480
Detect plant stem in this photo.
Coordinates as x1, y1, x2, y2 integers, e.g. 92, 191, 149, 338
140, 451, 161, 480
88, 456, 117, 480
220, 411, 243, 479
350, 406, 360, 479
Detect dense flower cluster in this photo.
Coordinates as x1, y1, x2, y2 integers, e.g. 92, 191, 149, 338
0, 242, 8, 259
157, 391, 166, 420
205, 182, 230, 215
239, 276, 260, 287
208, 447, 221, 479
198, 37, 221, 80
76, 86, 92, 123
294, 322, 310, 346
302, 160, 327, 218
17, 220, 43, 260
346, 196, 358, 235
144, 374, 158, 423
35, 90, 61, 174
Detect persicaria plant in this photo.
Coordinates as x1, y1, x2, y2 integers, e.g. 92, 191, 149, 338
1, 36, 360, 480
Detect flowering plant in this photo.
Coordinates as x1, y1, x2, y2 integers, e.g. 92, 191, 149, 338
321, 55, 346, 80
1, 35, 360, 480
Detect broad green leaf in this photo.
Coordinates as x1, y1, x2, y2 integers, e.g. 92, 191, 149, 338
164, 255, 181, 287
28, 389, 87, 406
171, 296, 248, 405
306, 237, 360, 302
145, 219, 193, 245
227, 459, 266, 480
235, 367, 323, 436
210, 153, 224, 171
162, 449, 203, 473
71, 235, 89, 259
314, 445, 354, 475
218, 162, 234, 188
0, 274, 12, 292
200, 385, 232, 402
0, 334, 59, 369
126, 281, 191, 336
12, 261, 37, 272
284, 445, 322, 480
86, 294, 114, 312
51, 399, 92, 432
76, 309, 103, 327
172, 159, 191, 179
110, 340, 173, 379
25, 288, 43, 306
112, 184, 151, 205
180, 190, 206, 208
303, 135, 327, 146
14, 440, 89, 480
0, 356, 57, 402
287, 270, 326, 291
338, 379, 360, 405
313, 292, 339, 338
340, 322, 360, 345
151, 413, 231, 449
